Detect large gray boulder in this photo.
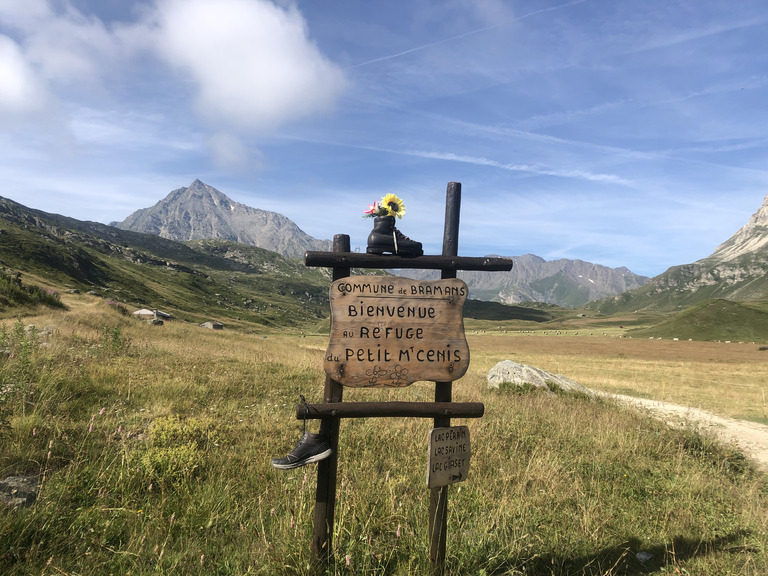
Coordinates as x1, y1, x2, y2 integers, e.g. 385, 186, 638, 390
487, 360, 592, 394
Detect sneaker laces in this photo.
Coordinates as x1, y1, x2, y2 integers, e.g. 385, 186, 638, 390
300, 394, 309, 434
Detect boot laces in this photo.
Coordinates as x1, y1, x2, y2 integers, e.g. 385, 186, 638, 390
392, 228, 415, 255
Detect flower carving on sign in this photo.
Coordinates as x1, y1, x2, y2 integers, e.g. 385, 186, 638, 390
389, 364, 409, 386
365, 365, 388, 385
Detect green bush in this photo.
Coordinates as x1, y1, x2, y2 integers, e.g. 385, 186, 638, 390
98, 325, 131, 357
130, 416, 221, 487
0, 271, 65, 310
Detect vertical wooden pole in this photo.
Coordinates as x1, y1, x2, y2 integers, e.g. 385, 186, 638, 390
430, 182, 461, 575
311, 234, 350, 572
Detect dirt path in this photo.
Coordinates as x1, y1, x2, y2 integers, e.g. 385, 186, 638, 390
599, 392, 768, 473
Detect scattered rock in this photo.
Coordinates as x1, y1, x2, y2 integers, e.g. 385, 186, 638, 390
636, 551, 654, 563
0, 475, 39, 508
487, 360, 592, 394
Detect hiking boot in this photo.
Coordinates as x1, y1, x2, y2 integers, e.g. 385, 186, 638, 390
366, 216, 423, 257
270, 432, 332, 470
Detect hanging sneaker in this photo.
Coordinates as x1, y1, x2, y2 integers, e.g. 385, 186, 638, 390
271, 432, 332, 470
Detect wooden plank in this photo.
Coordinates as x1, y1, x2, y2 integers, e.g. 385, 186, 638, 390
304, 252, 513, 271
295, 401, 484, 419
310, 234, 348, 573
325, 277, 470, 387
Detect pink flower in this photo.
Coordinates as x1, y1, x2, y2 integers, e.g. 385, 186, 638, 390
363, 201, 379, 215
396, 524, 401, 537
99, 407, 106, 416
346, 554, 351, 566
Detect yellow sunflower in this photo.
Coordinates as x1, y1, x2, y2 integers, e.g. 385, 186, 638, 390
380, 193, 406, 219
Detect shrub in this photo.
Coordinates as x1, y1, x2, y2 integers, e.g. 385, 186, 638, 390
98, 325, 131, 357
0, 271, 66, 310
130, 416, 221, 487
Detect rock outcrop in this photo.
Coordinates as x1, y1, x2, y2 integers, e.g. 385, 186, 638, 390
487, 360, 592, 394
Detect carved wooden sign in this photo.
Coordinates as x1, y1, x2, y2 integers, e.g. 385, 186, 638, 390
324, 277, 469, 387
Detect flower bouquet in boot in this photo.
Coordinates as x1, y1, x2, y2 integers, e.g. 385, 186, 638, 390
363, 193, 423, 256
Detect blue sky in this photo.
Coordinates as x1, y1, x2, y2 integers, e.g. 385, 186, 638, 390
1, 0, 767, 277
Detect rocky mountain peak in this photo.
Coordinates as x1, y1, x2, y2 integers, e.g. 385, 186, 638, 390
112, 180, 331, 258
708, 193, 768, 262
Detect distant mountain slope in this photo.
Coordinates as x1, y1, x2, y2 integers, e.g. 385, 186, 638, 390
396, 254, 648, 308
112, 179, 331, 258
0, 196, 332, 326
628, 299, 768, 342
589, 193, 768, 314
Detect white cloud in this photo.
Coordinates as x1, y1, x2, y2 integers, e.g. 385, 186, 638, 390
152, 0, 347, 135
0, 0, 347, 163
207, 132, 258, 170
0, 34, 50, 119
0, 0, 117, 87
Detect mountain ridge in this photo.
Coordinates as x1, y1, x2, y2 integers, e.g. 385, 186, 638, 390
111, 180, 650, 307
588, 192, 768, 313
112, 179, 332, 258
395, 254, 648, 308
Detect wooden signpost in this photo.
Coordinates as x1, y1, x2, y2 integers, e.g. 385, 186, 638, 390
301, 182, 513, 575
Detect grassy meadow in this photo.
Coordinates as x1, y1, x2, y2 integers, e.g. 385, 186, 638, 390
1, 295, 768, 575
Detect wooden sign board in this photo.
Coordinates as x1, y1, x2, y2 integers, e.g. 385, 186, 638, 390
427, 426, 471, 488
324, 277, 469, 387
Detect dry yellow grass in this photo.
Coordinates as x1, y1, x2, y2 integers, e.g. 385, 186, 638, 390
464, 331, 768, 422
4, 297, 768, 575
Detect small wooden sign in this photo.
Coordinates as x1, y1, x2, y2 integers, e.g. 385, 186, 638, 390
324, 277, 469, 387
427, 426, 471, 488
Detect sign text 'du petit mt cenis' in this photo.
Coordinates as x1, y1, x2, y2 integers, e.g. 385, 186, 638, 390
324, 277, 469, 387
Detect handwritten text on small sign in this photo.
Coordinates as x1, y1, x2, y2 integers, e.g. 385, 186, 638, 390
427, 426, 471, 488
324, 277, 469, 387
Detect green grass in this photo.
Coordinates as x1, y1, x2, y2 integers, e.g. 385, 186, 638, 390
0, 271, 66, 311
629, 298, 768, 342
1, 303, 767, 575
0, 200, 333, 327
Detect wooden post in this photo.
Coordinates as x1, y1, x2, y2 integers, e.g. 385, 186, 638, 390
430, 182, 461, 575
310, 234, 349, 572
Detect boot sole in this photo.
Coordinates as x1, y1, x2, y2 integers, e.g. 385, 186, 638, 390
366, 247, 423, 257
270, 448, 333, 470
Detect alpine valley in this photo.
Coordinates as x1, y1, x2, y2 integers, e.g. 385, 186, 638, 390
3, 180, 768, 341
110, 180, 649, 309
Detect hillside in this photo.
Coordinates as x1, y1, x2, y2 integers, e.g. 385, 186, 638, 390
0, 196, 331, 328
628, 299, 768, 342
589, 193, 768, 314
1, 196, 552, 329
